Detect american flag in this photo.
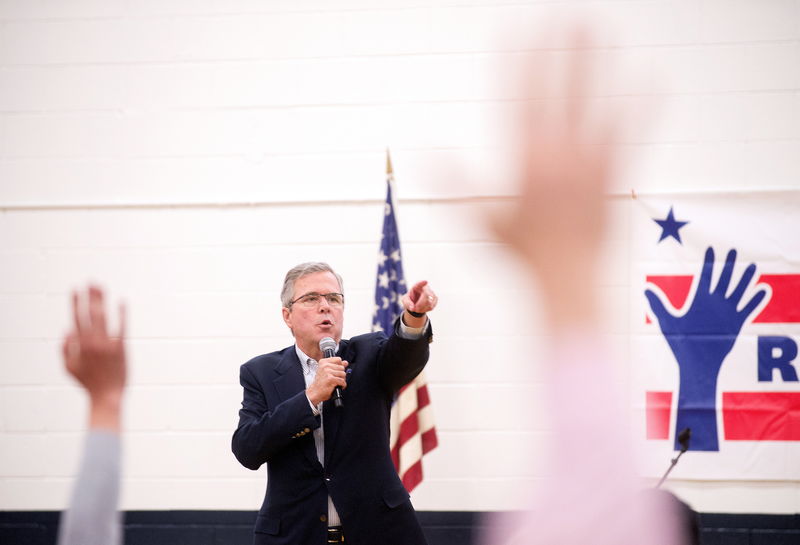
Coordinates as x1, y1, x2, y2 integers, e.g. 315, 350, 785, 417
372, 153, 438, 493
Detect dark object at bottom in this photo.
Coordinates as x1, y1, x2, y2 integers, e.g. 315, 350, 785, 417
1, 510, 798, 545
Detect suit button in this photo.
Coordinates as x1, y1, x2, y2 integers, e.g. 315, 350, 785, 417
324, 476, 331, 482
320, 514, 327, 522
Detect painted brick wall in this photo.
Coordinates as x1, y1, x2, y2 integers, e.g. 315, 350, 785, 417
0, 0, 798, 515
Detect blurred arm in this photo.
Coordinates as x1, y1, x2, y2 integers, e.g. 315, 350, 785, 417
57, 286, 126, 545
57, 431, 122, 545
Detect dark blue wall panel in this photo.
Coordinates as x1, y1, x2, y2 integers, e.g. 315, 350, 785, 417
2, 510, 798, 545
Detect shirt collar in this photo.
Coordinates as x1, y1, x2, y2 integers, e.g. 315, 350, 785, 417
294, 342, 340, 374
295, 345, 314, 375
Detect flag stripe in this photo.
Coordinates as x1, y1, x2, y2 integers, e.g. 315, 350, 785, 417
394, 406, 438, 473
396, 399, 434, 445
416, 381, 431, 407
723, 392, 800, 440
421, 426, 438, 454
393, 381, 436, 465
396, 383, 420, 421
399, 459, 424, 492
397, 403, 420, 445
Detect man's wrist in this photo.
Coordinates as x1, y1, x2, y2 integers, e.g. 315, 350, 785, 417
399, 313, 429, 338
305, 390, 322, 413
403, 309, 428, 329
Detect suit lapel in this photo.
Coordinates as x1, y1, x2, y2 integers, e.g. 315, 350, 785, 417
272, 348, 323, 471
272, 349, 305, 402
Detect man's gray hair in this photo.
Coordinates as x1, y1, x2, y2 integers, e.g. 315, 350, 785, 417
281, 262, 344, 308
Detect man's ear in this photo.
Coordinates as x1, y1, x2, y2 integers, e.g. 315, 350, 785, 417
282, 307, 292, 330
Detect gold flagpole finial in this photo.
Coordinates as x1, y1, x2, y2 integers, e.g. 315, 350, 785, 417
386, 148, 393, 176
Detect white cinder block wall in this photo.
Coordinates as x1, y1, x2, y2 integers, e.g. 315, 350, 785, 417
1, 0, 798, 514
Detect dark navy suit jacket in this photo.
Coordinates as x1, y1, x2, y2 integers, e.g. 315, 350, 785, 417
232, 321, 432, 545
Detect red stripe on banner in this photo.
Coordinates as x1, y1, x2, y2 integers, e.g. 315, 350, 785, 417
723, 392, 800, 440
645, 275, 693, 324
753, 275, 800, 323
645, 391, 672, 440
646, 274, 800, 323
646, 275, 693, 313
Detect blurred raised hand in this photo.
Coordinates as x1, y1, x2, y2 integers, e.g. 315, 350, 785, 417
487, 30, 618, 328
478, 28, 686, 545
62, 285, 126, 431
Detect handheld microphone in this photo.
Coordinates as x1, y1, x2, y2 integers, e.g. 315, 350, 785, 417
319, 337, 343, 408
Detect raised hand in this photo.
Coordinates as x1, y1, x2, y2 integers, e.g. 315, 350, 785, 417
62, 286, 127, 431
645, 247, 767, 450
485, 30, 618, 330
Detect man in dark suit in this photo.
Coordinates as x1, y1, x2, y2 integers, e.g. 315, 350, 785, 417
232, 262, 437, 545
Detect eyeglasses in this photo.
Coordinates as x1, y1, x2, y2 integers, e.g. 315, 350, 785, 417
288, 292, 345, 309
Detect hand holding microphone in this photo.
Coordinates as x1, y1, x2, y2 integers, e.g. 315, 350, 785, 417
306, 337, 348, 408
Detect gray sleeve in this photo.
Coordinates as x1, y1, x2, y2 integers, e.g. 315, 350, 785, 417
57, 431, 123, 545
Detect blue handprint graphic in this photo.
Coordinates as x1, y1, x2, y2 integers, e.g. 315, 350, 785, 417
645, 247, 768, 451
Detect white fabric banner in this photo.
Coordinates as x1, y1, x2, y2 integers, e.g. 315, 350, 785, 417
629, 191, 800, 480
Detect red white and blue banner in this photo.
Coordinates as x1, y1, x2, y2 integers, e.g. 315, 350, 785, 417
630, 191, 800, 480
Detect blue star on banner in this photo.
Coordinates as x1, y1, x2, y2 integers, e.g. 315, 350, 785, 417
654, 206, 689, 244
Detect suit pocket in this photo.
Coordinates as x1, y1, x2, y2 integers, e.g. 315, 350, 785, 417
254, 515, 280, 535
382, 485, 410, 509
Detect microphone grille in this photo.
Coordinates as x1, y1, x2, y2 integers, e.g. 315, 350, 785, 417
319, 337, 336, 352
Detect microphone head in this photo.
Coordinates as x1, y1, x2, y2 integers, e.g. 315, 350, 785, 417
678, 427, 691, 451
319, 337, 336, 354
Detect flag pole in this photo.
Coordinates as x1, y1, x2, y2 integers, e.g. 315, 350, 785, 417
385, 148, 401, 229
373, 149, 438, 492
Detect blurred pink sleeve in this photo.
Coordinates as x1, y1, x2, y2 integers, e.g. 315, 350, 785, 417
484, 334, 685, 545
